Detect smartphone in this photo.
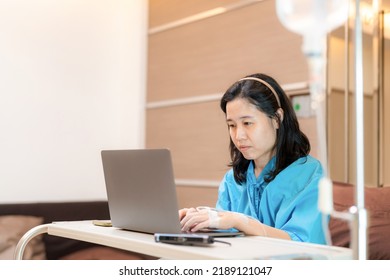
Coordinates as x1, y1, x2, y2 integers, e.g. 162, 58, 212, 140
154, 233, 214, 246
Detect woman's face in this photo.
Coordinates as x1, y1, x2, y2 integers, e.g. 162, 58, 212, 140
226, 98, 279, 168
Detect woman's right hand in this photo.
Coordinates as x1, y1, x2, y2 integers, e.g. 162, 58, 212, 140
178, 207, 197, 221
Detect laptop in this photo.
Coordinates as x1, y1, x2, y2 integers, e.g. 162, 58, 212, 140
101, 149, 242, 237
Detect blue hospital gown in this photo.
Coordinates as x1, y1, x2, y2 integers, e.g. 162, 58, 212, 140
216, 155, 326, 244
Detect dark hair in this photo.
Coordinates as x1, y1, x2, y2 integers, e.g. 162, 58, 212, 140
220, 73, 310, 184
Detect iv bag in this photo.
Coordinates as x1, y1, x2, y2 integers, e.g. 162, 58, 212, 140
276, 0, 349, 54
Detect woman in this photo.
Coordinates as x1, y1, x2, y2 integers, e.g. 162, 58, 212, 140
179, 73, 326, 244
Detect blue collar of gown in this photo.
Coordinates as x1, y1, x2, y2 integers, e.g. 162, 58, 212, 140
246, 156, 276, 186
244, 157, 276, 221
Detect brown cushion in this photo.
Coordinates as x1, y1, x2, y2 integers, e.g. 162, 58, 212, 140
330, 182, 390, 260
0, 215, 46, 260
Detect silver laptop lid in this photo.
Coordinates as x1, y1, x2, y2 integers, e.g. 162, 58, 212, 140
101, 149, 182, 234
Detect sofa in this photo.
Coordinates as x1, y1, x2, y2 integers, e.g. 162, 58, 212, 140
330, 182, 390, 260
0, 201, 152, 260
0, 182, 389, 260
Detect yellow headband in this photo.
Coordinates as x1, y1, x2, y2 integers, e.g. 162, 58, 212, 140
239, 77, 281, 108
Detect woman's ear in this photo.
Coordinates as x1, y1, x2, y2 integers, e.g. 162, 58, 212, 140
273, 108, 284, 129
276, 108, 284, 123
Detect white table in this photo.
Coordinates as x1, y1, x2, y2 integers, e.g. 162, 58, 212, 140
14, 220, 353, 260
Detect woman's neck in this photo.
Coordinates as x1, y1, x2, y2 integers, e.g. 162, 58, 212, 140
253, 152, 275, 178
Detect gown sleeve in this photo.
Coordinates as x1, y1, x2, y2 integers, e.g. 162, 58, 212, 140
271, 157, 326, 244
215, 170, 234, 211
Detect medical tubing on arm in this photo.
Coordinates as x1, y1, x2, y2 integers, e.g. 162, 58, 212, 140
197, 207, 267, 236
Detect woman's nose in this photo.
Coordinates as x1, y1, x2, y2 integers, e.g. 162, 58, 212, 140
235, 126, 246, 140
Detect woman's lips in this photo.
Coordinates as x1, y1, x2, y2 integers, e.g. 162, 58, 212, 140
239, 145, 250, 152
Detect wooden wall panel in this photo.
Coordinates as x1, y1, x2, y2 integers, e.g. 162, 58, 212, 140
146, 101, 231, 181
328, 90, 347, 182
176, 186, 218, 209
328, 89, 377, 186
149, 0, 239, 28
147, 0, 308, 102
384, 38, 390, 186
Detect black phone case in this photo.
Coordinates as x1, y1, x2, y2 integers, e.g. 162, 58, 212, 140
154, 233, 214, 246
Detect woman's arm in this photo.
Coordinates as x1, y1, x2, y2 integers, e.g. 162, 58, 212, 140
179, 208, 291, 240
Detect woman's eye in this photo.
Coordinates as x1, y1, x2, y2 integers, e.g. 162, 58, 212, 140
244, 122, 252, 126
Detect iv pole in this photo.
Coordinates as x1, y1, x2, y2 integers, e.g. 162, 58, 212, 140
352, 0, 368, 260
333, 0, 369, 260
333, 0, 368, 260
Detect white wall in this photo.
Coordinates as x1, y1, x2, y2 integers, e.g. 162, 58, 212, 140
0, 0, 147, 203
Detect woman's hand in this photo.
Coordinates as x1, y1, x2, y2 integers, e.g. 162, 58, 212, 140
179, 207, 236, 232
179, 207, 292, 239
178, 207, 197, 221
